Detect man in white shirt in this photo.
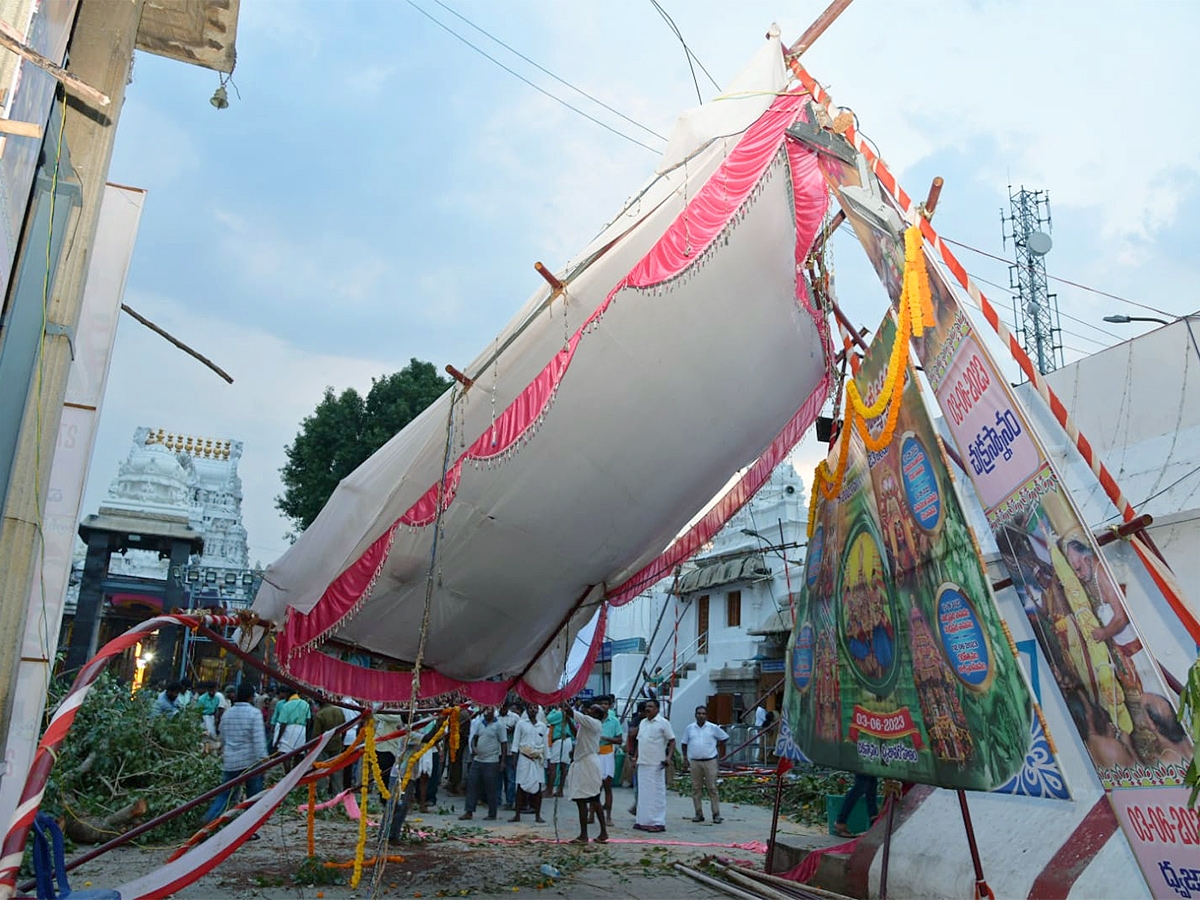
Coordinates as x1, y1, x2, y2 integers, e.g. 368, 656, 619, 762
682, 706, 728, 823
753, 704, 768, 763
499, 700, 521, 810
632, 699, 675, 832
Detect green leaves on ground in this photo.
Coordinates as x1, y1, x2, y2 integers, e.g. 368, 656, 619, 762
44, 674, 223, 841
672, 766, 856, 826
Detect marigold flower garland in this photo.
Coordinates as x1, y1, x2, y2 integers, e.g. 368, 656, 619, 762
351, 716, 392, 889
446, 706, 461, 760
809, 225, 933, 537
399, 713, 450, 793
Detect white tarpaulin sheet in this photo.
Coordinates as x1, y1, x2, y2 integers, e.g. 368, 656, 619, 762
253, 36, 833, 703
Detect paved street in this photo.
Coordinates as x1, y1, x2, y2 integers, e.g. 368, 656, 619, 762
74, 782, 836, 898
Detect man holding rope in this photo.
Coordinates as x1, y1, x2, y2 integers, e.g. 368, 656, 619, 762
564, 703, 609, 844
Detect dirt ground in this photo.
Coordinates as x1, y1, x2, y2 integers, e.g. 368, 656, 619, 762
69, 784, 835, 899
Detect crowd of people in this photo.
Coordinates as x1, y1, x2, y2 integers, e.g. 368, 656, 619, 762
149, 677, 738, 845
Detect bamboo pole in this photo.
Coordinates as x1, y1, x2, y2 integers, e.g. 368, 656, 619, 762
120, 304, 234, 384
785, 0, 856, 57
0, 19, 110, 107
674, 863, 767, 900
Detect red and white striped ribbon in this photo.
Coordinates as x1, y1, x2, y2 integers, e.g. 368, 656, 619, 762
784, 59, 1200, 646
0, 613, 238, 899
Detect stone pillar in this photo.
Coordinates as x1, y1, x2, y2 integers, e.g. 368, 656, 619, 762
150, 538, 193, 686
65, 532, 111, 672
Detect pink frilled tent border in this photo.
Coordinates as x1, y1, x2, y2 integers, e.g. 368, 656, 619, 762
607, 137, 831, 604
282, 605, 608, 706
275, 88, 830, 701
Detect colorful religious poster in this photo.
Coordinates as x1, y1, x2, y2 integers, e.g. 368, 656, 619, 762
811, 138, 1197, 893
782, 315, 1044, 791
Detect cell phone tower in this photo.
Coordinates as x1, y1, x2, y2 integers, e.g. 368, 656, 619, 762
1001, 186, 1063, 374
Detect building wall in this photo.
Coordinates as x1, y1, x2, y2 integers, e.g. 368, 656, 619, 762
603, 461, 806, 735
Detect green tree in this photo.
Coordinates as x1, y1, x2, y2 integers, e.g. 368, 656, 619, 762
277, 359, 449, 532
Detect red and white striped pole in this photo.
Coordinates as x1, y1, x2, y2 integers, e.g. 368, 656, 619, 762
786, 58, 1200, 644
0, 613, 238, 899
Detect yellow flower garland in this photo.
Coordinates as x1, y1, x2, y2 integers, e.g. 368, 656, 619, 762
364, 717, 391, 801
351, 731, 371, 888
808, 225, 933, 536
446, 706, 461, 761
399, 713, 450, 793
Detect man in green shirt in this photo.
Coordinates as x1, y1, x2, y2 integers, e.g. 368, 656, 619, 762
270, 690, 312, 768
195, 682, 225, 738
313, 700, 345, 797
544, 706, 573, 797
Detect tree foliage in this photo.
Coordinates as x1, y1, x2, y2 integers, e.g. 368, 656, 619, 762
45, 673, 223, 840
276, 359, 450, 532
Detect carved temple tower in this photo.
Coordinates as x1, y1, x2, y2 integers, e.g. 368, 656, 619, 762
66, 427, 251, 683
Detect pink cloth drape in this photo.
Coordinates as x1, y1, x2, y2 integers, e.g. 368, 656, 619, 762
277, 88, 830, 696
283, 605, 607, 706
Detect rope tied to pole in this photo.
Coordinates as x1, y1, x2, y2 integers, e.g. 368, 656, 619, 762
368, 387, 459, 896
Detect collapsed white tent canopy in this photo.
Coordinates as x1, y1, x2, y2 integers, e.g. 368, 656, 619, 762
251, 33, 833, 703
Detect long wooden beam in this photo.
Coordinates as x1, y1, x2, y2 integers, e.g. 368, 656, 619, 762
786, 0, 856, 57
0, 19, 110, 108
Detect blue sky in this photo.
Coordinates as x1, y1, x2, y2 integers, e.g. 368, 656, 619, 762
81, 0, 1200, 564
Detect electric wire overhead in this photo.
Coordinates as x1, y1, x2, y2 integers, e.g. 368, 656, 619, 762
966, 271, 1121, 346
943, 235, 1178, 319
404, 0, 664, 154
649, 0, 719, 104
431, 0, 667, 142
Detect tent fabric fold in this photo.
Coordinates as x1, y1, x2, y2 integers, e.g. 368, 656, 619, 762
255, 44, 833, 703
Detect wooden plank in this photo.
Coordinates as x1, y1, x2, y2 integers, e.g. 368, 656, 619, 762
0, 18, 110, 108
0, 119, 42, 139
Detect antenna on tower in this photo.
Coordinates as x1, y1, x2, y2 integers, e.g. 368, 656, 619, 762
1001, 186, 1062, 374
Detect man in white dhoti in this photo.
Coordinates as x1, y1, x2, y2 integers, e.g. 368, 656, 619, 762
564, 703, 609, 843
509, 703, 548, 824
270, 691, 312, 768
632, 699, 675, 832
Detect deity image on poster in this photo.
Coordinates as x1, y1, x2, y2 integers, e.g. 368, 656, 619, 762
781, 312, 1053, 792
838, 528, 897, 692
994, 491, 1192, 783
800, 112, 1197, 893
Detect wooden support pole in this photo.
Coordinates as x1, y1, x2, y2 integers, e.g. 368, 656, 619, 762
0, 0, 146, 764
0, 119, 42, 139
990, 514, 1154, 592
534, 260, 565, 294
444, 364, 474, 389
121, 304, 234, 384
673, 863, 763, 900
0, 19, 110, 108
880, 792, 897, 899
921, 176, 944, 219
765, 769, 786, 875
829, 296, 871, 354
785, 0, 856, 57
957, 790, 994, 900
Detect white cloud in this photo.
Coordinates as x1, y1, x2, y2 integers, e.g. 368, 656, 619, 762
210, 208, 395, 314
83, 291, 395, 563
82, 0, 1199, 570
343, 63, 399, 99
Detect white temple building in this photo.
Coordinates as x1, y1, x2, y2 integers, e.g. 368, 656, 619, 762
102, 426, 249, 579
596, 460, 807, 744
63, 426, 256, 678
